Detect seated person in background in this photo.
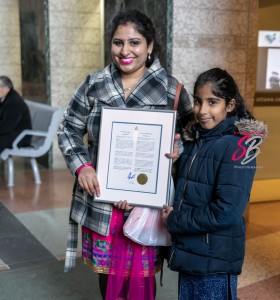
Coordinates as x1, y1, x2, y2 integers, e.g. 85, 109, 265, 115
0, 76, 32, 154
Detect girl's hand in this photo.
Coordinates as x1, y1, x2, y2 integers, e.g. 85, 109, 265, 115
165, 133, 181, 163
114, 200, 134, 211
162, 205, 173, 225
78, 166, 100, 197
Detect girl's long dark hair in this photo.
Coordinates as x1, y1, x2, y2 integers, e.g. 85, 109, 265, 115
194, 68, 254, 119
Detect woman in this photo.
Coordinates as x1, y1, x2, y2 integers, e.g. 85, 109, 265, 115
58, 8, 193, 300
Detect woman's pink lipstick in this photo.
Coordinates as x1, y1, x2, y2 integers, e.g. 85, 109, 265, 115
119, 58, 134, 65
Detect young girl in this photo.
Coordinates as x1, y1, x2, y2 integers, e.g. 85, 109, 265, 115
162, 68, 268, 300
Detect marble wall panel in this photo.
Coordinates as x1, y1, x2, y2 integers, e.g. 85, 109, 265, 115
0, 66, 22, 93
245, 6, 258, 111
0, 0, 22, 91
174, 0, 249, 11
248, 35, 258, 50
50, 68, 95, 87
0, 0, 16, 7
50, 82, 85, 105
1, 20, 20, 34
1, 34, 20, 47
52, 143, 66, 169
173, 8, 248, 36
49, 0, 100, 13
48, 0, 102, 168
19, 1, 48, 102
172, 0, 258, 113
248, 12, 258, 40
49, 43, 101, 59
0, 35, 21, 48
0, 65, 21, 76
49, 0, 100, 100
0, 48, 21, 65
244, 50, 258, 112
50, 48, 101, 68
0, 5, 18, 17
230, 73, 247, 98
249, 0, 259, 12
49, 27, 100, 44
51, 91, 75, 109
173, 48, 246, 75
173, 35, 248, 49
49, 11, 100, 29
168, 72, 196, 99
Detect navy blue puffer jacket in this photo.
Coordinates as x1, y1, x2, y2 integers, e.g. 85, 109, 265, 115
167, 116, 267, 275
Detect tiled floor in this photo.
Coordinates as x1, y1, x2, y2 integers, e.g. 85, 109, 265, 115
0, 165, 279, 299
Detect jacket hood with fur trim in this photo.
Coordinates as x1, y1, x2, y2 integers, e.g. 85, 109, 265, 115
184, 117, 268, 144
234, 118, 268, 142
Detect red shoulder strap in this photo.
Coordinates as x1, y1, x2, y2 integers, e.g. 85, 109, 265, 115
174, 83, 183, 111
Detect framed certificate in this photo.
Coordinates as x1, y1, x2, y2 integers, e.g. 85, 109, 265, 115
94, 107, 176, 208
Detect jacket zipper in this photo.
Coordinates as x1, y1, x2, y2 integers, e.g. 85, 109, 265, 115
178, 152, 197, 210
168, 248, 175, 268
178, 134, 201, 211
169, 133, 201, 267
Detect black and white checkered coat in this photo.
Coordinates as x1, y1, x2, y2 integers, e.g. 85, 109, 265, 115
57, 58, 193, 271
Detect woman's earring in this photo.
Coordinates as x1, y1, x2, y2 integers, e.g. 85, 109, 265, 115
148, 53, 151, 60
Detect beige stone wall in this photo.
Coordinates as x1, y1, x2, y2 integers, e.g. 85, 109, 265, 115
0, 0, 22, 92
1, 0, 259, 170
172, 0, 258, 112
48, 0, 103, 168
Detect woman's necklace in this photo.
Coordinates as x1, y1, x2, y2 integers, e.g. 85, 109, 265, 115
122, 74, 145, 95
123, 83, 137, 100
123, 82, 138, 92
122, 68, 147, 93
123, 82, 137, 97
124, 86, 133, 91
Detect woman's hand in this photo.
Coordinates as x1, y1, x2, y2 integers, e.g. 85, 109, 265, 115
165, 133, 181, 163
114, 200, 134, 211
78, 166, 100, 197
162, 205, 173, 225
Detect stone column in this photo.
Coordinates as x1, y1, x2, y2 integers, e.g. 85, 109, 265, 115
172, 0, 258, 112
0, 0, 22, 91
48, 0, 103, 168
172, 0, 258, 222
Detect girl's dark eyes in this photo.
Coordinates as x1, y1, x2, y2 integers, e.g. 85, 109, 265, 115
208, 100, 217, 105
193, 97, 218, 105
193, 97, 201, 104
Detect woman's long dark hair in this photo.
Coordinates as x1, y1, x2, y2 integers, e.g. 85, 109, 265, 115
106, 8, 161, 67
194, 68, 254, 119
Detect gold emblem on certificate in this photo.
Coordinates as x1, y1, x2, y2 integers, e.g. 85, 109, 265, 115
137, 173, 148, 185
